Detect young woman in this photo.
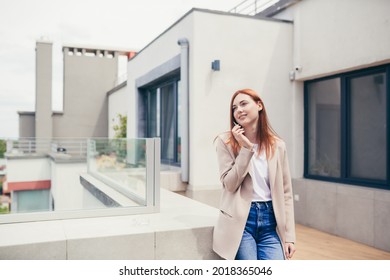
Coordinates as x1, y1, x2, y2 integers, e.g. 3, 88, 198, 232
213, 88, 296, 260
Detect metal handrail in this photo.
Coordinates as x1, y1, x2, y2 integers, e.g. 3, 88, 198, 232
229, 0, 280, 16
6, 137, 89, 157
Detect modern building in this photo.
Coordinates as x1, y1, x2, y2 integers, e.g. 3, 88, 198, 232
125, 0, 390, 252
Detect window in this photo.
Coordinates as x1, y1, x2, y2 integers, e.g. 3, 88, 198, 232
13, 189, 51, 213
305, 64, 389, 189
140, 77, 181, 166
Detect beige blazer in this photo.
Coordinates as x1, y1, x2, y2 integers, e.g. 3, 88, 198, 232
213, 132, 296, 260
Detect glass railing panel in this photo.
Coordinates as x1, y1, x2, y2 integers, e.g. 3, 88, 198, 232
87, 138, 148, 207
0, 137, 160, 224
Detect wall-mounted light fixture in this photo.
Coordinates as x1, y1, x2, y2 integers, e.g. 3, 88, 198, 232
211, 60, 220, 71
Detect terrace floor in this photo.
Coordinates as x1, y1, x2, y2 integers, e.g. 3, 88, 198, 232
177, 189, 390, 260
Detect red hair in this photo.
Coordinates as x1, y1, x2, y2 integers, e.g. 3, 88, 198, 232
228, 89, 278, 159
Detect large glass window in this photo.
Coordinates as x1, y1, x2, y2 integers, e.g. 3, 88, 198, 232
348, 72, 387, 181
305, 65, 389, 189
307, 78, 341, 177
140, 78, 181, 166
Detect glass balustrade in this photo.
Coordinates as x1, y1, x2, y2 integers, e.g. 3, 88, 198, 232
0, 137, 160, 224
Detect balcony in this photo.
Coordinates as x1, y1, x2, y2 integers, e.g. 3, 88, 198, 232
0, 137, 220, 259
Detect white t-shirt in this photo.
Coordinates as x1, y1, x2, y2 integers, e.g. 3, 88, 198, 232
250, 144, 272, 201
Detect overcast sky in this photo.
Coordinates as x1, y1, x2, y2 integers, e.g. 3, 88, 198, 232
0, 0, 242, 138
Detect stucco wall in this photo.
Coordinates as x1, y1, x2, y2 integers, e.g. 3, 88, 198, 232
51, 161, 87, 211
53, 48, 119, 138
189, 11, 293, 189
18, 113, 35, 138
6, 157, 50, 183
293, 0, 390, 80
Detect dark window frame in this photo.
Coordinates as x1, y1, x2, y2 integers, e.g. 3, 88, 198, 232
304, 64, 390, 189
140, 76, 181, 166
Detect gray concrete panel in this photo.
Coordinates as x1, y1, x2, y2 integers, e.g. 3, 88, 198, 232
336, 188, 374, 246
305, 180, 337, 234
374, 189, 390, 251
155, 227, 221, 260
0, 241, 66, 260
291, 178, 308, 225
67, 233, 155, 260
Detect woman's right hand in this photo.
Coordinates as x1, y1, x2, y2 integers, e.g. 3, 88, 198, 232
232, 124, 254, 150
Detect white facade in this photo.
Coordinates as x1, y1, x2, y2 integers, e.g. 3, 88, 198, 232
292, 0, 390, 80
6, 157, 51, 183
50, 161, 87, 210
127, 9, 293, 190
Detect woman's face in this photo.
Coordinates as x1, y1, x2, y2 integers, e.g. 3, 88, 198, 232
232, 93, 262, 127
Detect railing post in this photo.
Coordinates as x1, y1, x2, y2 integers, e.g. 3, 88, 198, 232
153, 138, 160, 211
87, 139, 94, 173
144, 138, 160, 211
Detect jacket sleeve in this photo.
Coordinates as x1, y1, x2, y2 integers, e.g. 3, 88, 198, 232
215, 136, 254, 193
281, 144, 296, 243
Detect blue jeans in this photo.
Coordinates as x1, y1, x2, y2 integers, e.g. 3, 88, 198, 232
235, 201, 284, 260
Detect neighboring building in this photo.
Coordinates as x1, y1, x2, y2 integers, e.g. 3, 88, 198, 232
126, 0, 390, 252
18, 40, 135, 139
11, 40, 136, 213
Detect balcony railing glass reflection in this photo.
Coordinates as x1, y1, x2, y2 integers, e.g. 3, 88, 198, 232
87, 138, 160, 210
0, 137, 160, 224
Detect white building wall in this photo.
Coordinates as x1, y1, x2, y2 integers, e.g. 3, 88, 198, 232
189, 11, 293, 189
6, 158, 51, 182
127, 10, 293, 191
127, 12, 194, 140
51, 162, 87, 210
293, 0, 390, 81
108, 84, 128, 138
274, 0, 390, 179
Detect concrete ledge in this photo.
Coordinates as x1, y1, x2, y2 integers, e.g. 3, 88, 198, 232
0, 189, 220, 260
160, 166, 187, 192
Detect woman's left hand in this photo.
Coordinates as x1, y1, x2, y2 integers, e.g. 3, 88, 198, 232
285, 242, 296, 259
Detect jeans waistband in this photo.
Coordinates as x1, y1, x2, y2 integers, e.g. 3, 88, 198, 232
251, 201, 273, 209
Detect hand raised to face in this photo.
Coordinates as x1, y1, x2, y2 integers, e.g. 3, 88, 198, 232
232, 123, 254, 151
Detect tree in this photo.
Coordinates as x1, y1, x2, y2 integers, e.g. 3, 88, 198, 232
112, 113, 127, 139
0, 139, 6, 158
